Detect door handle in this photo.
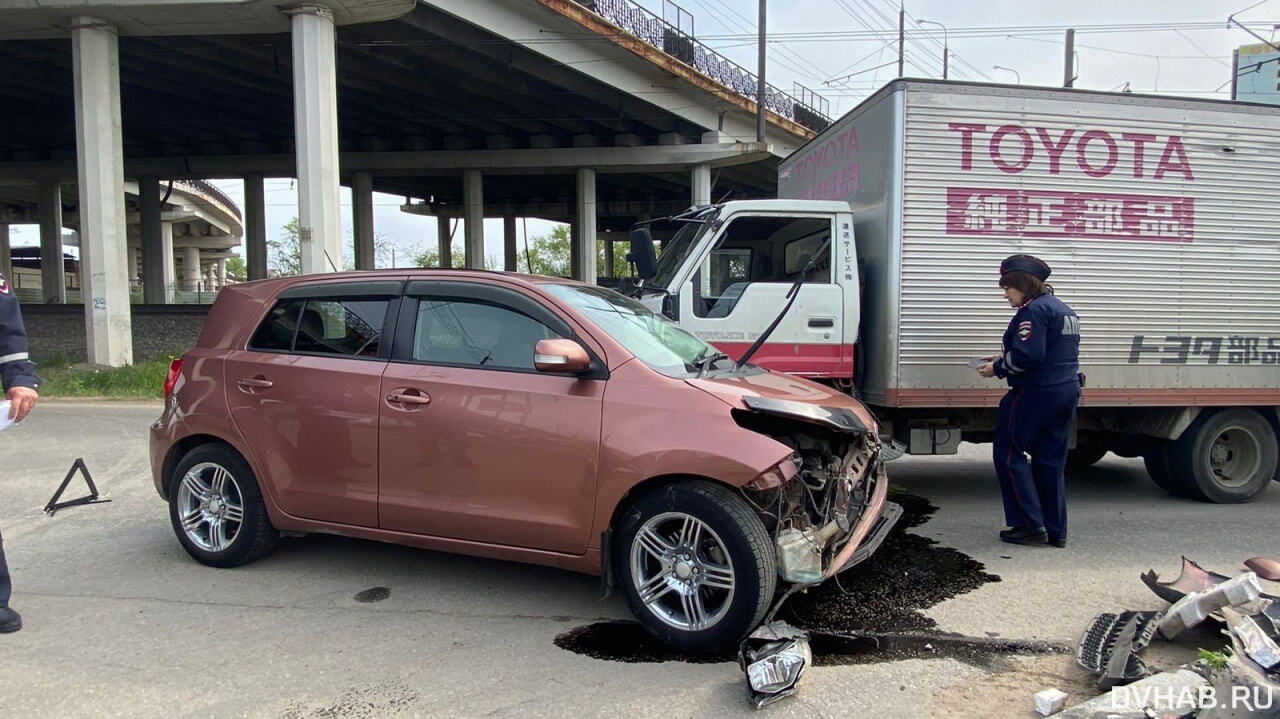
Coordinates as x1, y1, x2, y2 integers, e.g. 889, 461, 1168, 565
807, 318, 835, 329
386, 392, 431, 406
236, 377, 274, 392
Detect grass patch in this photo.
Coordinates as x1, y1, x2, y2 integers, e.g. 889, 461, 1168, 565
37, 357, 173, 399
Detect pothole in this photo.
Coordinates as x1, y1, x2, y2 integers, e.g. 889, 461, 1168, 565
556, 486, 1027, 665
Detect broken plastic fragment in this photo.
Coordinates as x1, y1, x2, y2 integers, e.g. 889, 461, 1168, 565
738, 621, 812, 709
1158, 572, 1262, 639
1077, 611, 1162, 689
1245, 556, 1280, 582
1223, 606, 1280, 671
1141, 556, 1232, 604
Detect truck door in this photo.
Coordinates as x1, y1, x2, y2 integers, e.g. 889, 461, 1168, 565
677, 213, 849, 379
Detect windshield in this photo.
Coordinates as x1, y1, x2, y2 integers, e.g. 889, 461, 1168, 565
649, 220, 710, 289
543, 283, 714, 378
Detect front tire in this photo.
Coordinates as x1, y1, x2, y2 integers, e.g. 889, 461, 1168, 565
613, 481, 776, 652
1169, 409, 1277, 503
169, 443, 278, 567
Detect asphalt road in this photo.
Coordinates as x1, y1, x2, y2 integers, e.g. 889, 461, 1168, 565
1, 402, 1276, 718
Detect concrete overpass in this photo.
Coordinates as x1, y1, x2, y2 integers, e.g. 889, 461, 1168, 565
0, 0, 831, 365
1, 178, 243, 303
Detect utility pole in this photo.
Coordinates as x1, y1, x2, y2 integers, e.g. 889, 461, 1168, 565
756, 0, 766, 142
1064, 28, 1075, 87
897, 5, 905, 77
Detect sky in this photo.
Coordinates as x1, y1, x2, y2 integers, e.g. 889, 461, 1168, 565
8, 0, 1278, 270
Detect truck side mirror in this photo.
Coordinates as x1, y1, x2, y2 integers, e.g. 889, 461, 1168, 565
627, 227, 657, 280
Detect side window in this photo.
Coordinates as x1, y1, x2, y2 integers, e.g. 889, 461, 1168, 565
249, 299, 305, 351
694, 216, 831, 318
411, 297, 560, 371
248, 297, 388, 357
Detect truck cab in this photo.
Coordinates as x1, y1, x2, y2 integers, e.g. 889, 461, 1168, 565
637, 200, 857, 382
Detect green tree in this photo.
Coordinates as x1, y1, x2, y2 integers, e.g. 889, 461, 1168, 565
225, 254, 247, 281
267, 218, 301, 276
516, 224, 630, 278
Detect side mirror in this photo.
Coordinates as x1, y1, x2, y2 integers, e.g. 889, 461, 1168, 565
627, 226, 657, 280
533, 338, 591, 374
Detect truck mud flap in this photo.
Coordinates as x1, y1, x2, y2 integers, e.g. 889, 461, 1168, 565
835, 501, 903, 575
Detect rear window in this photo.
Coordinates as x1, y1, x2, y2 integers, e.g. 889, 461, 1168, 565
249, 297, 389, 357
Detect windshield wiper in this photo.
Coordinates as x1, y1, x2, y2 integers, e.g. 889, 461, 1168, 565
694, 351, 730, 378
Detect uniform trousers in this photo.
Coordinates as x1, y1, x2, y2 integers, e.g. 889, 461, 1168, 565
0, 520, 10, 608
992, 380, 1081, 539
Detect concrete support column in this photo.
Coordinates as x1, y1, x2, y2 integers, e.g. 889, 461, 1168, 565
244, 173, 268, 280
692, 163, 712, 206
138, 175, 166, 303
38, 181, 66, 303
217, 259, 227, 288
71, 16, 131, 365
463, 170, 484, 269
603, 233, 614, 278
160, 221, 175, 303
0, 225, 10, 283
503, 216, 517, 272
436, 215, 452, 268
574, 168, 597, 282
181, 247, 200, 292
352, 171, 375, 269
287, 5, 342, 274
127, 245, 139, 284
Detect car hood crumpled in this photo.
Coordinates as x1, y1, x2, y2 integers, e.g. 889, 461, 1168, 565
686, 371, 878, 434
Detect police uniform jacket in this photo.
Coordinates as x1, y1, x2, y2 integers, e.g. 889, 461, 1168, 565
0, 271, 41, 392
992, 293, 1079, 387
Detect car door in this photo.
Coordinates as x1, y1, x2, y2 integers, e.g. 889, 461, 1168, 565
377, 278, 604, 554
677, 213, 847, 378
224, 280, 402, 528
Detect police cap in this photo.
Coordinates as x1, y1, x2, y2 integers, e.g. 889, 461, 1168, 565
1000, 254, 1051, 281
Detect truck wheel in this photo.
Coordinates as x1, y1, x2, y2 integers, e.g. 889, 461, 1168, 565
1169, 409, 1278, 503
613, 481, 776, 652
1142, 441, 1188, 496
1067, 444, 1108, 469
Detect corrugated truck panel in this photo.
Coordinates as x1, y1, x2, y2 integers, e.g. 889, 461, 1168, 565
897, 82, 1280, 401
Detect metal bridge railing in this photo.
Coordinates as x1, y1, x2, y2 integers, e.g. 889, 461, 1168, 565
576, 0, 832, 132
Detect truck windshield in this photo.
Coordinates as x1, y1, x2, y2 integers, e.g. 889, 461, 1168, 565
649, 221, 708, 289
543, 283, 713, 378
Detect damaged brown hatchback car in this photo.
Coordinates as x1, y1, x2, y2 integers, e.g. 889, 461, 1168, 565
150, 270, 900, 651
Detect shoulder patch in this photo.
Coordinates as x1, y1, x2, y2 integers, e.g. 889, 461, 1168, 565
1018, 320, 1032, 342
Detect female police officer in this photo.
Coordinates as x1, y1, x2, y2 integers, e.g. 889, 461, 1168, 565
976, 255, 1080, 548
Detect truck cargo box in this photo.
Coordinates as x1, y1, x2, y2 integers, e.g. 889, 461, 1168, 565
779, 79, 1280, 410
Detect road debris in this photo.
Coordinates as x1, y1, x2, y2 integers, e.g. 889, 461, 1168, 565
1158, 572, 1263, 639
1033, 687, 1068, 716
1061, 556, 1280, 718
738, 621, 812, 709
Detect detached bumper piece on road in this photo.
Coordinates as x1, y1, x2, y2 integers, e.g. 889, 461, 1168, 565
1060, 555, 1280, 717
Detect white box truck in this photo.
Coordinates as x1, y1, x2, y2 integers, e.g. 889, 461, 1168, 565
631, 79, 1280, 503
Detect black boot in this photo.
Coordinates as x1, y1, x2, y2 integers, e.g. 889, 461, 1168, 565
999, 526, 1047, 545
0, 606, 21, 633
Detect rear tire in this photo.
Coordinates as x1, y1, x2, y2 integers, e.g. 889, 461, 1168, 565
1067, 444, 1108, 469
1169, 409, 1277, 503
613, 481, 776, 652
1142, 440, 1187, 495
169, 443, 279, 567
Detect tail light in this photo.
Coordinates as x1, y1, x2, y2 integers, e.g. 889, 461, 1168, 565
163, 358, 184, 403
